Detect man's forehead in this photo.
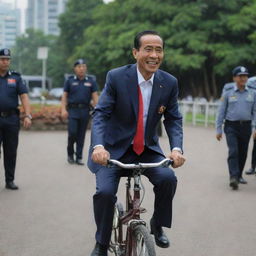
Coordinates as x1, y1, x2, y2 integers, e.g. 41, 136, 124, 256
75, 64, 86, 67
140, 35, 163, 46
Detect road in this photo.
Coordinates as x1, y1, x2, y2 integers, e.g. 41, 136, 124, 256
0, 126, 256, 256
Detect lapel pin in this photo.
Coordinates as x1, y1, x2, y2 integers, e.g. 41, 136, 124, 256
158, 105, 166, 114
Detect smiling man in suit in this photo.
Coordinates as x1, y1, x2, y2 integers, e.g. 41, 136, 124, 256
88, 30, 186, 256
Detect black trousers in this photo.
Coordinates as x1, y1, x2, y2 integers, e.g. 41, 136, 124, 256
251, 139, 256, 170
93, 147, 177, 246
67, 113, 89, 159
0, 115, 20, 183
224, 121, 251, 178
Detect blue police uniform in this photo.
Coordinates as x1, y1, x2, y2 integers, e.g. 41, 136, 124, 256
0, 69, 28, 183
216, 67, 256, 182
222, 77, 256, 175
222, 76, 256, 94
245, 77, 256, 173
64, 74, 98, 162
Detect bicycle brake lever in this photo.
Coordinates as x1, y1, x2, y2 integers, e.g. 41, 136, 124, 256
107, 159, 115, 168
162, 159, 174, 168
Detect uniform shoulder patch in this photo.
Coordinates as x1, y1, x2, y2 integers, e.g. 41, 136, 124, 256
225, 87, 233, 91
87, 74, 96, 82
222, 82, 235, 94
10, 70, 21, 76
68, 75, 75, 80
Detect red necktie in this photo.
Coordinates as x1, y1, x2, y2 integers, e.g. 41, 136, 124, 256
133, 85, 144, 155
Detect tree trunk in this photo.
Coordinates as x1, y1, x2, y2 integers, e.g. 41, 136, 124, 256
211, 71, 218, 99
190, 79, 197, 97
203, 66, 211, 100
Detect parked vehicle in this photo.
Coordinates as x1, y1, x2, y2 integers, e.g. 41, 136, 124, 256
29, 87, 44, 98
49, 87, 63, 99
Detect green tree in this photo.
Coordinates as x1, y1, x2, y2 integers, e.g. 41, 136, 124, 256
69, 0, 256, 98
11, 29, 66, 88
58, 0, 103, 61
165, 0, 256, 98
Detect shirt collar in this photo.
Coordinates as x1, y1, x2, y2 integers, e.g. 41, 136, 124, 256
137, 67, 154, 86
74, 75, 88, 81
234, 83, 248, 91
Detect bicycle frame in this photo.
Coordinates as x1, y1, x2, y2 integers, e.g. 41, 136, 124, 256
108, 159, 172, 256
121, 170, 146, 256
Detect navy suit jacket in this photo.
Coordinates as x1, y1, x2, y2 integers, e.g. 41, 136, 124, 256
87, 64, 183, 173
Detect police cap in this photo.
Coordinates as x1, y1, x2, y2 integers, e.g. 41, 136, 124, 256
73, 59, 86, 67
232, 66, 249, 76
0, 48, 11, 59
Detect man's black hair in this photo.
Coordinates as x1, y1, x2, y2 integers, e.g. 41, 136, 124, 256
134, 30, 164, 50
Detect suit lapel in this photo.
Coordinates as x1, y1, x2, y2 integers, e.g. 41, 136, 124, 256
146, 70, 164, 129
125, 64, 139, 118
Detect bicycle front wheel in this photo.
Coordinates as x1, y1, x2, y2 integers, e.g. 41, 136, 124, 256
131, 224, 156, 256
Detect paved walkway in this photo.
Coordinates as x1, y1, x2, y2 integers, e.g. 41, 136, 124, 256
0, 126, 256, 256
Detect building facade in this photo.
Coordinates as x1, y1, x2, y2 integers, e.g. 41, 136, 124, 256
0, 2, 21, 48
26, 0, 67, 35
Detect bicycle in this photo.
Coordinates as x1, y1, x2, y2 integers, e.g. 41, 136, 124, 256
107, 158, 173, 256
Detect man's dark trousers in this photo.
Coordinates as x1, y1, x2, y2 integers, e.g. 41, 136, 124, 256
0, 115, 19, 183
251, 139, 256, 170
67, 112, 89, 159
93, 146, 177, 246
224, 121, 251, 178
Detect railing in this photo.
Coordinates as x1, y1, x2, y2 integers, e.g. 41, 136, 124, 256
178, 100, 220, 127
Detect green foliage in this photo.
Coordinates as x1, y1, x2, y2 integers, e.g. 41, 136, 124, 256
58, 0, 103, 59
11, 0, 256, 98
11, 29, 67, 88
70, 0, 256, 94
11, 29, 51, 75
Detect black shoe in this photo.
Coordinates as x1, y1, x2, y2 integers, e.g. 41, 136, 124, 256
67, 155, 75, 164
5, 182, 19, 190
90, 242, 108, 256
229, 177, 239, 190
150, 218, 170, 248
239, 177, 248, 184
245, 168, 255, 175
76, 159, 84, 165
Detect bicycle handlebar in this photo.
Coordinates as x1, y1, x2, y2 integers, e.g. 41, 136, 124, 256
107, 158, 173, 169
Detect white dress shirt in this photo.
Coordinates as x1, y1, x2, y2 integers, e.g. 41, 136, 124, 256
137, 67, 154, 130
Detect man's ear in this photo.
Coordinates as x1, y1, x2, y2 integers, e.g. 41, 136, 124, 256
132, 48, 137, 59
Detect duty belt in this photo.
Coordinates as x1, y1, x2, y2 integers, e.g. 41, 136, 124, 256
0, 109, 19, 118
67, 103, 88, 109
225, 120, 251, 124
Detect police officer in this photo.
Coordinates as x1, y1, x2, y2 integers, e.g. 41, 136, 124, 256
61, 59, 98, 165
0, 48, 32, 190
222, 77, 256, 176
216, 66, 256, 190
245, 77, 256, 175
222, 76, 256, 93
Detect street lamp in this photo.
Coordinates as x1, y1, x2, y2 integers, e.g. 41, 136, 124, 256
37, 47, 48, 91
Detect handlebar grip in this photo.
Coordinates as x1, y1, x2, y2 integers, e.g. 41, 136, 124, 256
162, 159, 173, 167
107, 159, 115, 168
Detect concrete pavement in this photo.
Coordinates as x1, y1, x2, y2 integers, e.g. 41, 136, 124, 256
0, 126, 256, 256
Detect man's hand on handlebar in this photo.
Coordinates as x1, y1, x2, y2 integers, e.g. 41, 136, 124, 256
92, 146, 110, 166
169, 150, 186, 168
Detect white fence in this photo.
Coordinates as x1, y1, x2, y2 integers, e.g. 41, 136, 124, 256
178, 100, 220, 127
